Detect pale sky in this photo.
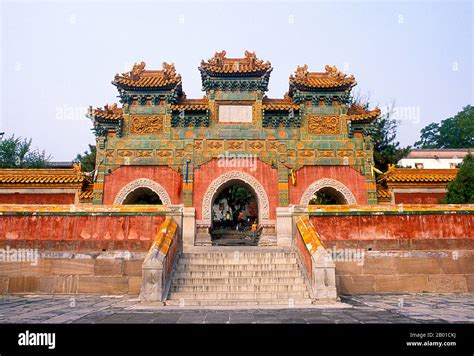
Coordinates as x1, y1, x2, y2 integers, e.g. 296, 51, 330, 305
1, 0, 472, 160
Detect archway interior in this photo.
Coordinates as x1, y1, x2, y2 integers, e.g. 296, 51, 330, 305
309, 187, 347, 205
122, 187, 163, 205
210, 180, 258, 245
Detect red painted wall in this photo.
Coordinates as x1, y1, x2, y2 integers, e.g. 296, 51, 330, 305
0, 214, 165, 251
394, 192, 446, 204
103, 166, 181, 205
0, 193, 75, 204
310, 213, 474, 241
193, 158, 279, 220
289, 166, 368, 204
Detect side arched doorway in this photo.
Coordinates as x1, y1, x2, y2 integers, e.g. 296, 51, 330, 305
300, 178, 357, 205
113, 178, 172, 205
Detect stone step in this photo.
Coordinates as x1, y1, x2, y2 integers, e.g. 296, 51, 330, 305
171, 284, 308, 293
176, 264, 300, 272
173, 270, 303, 279
177, 257, 297, 265
168, 291, 310, 300
181, 252, 294, 259
164, 298, 313, 307
171, 276, 306, 285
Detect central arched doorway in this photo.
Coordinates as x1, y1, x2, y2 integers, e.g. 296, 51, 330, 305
210, 182, 259, 246
199, 171, 271, 246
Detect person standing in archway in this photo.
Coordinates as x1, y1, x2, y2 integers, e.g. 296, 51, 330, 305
251, 220, 258, 243
237, 211, 244, 232
225, 210, 231, 230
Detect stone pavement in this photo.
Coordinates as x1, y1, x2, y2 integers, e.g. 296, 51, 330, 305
0, 294, 472, 324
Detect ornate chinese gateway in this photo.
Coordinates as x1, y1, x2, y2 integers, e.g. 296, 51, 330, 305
87, 50, 380, 245
0, 52, 472, 300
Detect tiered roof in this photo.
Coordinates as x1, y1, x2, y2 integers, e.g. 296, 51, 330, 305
87, 103, 123, 120
376, 184, 391, 203
113, 62, 182, 90
378, 166, 458, 188
170, 97, 209, 112
199, 50, 272, 77
0, 166, 89, 189
262, 97, 300, 111
346, 103, 381, 123
289, 64, 356, 93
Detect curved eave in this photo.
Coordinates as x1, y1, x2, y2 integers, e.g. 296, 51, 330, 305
87, 114, 123, 123
111, 80, 182, 92
199, 66, 272, 78
262, 106, 300, 112
170, 107, 209, 112
290, 82, 355, 92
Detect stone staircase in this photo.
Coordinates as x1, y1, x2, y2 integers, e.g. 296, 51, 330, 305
165, 248, 313, 306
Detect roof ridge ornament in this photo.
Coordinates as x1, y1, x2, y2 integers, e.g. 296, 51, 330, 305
325, 64, 355, 81
207, 50, 227, 65
103, 103, 118, 114
116, 61, 146, 81
162, 62, 180, 81
293, 64, 309, 80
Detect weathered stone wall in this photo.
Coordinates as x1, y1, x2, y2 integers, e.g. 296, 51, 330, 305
306, 205, 474, 294
0, 205, 173, 294
1, 204, 473, 295
309, 209, 473, 243
394, 192, 446, 204
0, 193, 75, 204
334, 250, 474, 293
0, 253, 145, 294
0, 205, 167, 251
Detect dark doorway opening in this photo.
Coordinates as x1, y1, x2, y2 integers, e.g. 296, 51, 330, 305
122, 187, 163, 205
210, 183, 259, 246
309, 187, 347, 205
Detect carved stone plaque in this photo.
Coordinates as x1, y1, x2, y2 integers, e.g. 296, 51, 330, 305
308, 116, 340, 134
218, 105, 253, 123
130, 116, 163, 134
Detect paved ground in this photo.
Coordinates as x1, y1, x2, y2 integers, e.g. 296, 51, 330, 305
0, 294, 472, 324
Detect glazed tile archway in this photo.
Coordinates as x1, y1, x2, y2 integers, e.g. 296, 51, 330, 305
300, 178, 357, 205
114, 178, 172, 205
201, 171, 270, 224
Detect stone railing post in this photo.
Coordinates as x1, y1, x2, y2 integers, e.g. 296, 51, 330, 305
311, 247, 337, 301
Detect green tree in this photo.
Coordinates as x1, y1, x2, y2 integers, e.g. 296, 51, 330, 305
415, 105, 474, 148
0, 134, 50, 168
309, 191, 340, 205
441, 153, 474, 204
74, 144, 96, 172
216, 185, 255, 218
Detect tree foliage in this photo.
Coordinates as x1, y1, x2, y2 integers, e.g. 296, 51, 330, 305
0, 134, 50, 168
73, 144, 96, 172
309, 191, 340, 205
217, 185, 255, 217
441, 153, 474, 204
351, 95, 411, 172
415, 105, 474, 148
